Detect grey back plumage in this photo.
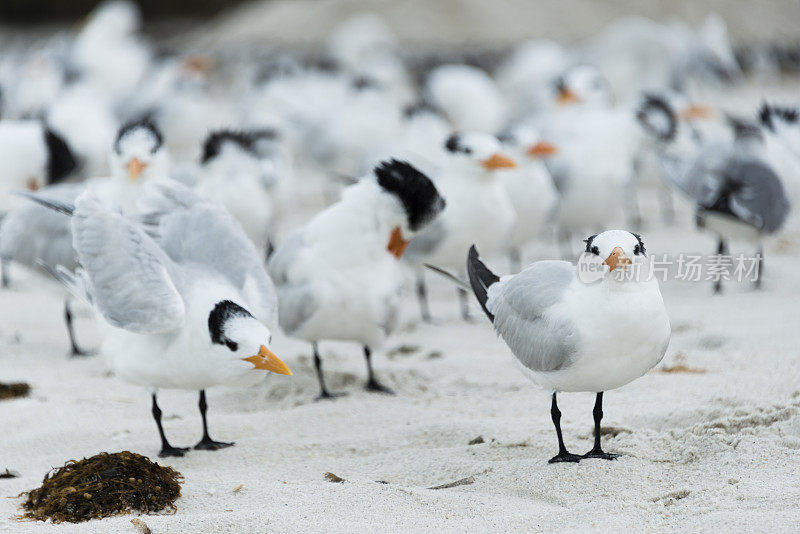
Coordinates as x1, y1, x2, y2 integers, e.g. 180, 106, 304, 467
138, 182, 279, 327
0, 183, 83, 271
722, 159, 790, 233
488, 260, 579, 372
267, 228, 318, 335
663, 144, 790, 234
71, 193, 186, 334
404, 217, 446, 263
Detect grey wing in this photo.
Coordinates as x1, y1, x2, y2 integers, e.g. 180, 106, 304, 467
267, 229, 318, 335
662, 143, 732, 202
0, 183, 82, 270
488, 260, 578, 372
404, 217, 446, 262
72, 192, 186, 334
138, 181, 278, 325
728, 160, 791, 233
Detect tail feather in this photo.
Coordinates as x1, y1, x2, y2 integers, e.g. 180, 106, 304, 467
14, 190, 75, 216
467, 245, 499, 323
37, 261, 93, 305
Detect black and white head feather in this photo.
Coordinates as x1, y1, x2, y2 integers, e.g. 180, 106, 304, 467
444, 133, 472, 155
201, 129, 277, 164
374, 159, 445, 231
208, 300, 253, 352
43, 127, 78, 185
758, 102, 799, 132
636, 94, 678, 142
114, 119, 164, 155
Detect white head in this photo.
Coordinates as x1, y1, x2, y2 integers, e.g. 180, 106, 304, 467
583, 230, 647, 274
443, 132, 517, 173
498, 125, 558, 159
553, 65, 613, 107
110, 120, 169, 183
207, 300, 291, 375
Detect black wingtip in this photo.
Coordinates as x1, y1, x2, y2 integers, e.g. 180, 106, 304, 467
466, 245, 499, 323
14, 191, 75, 216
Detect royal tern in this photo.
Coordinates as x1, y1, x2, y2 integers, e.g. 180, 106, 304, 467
496, 126, 559, 272
0, 119, 169, 355
467, 230, 669, 462
21, 182, 290, 457
269, 159, 444, 399
405, 132, 516, 322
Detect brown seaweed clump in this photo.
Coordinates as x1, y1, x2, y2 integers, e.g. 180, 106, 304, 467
19, 451, 183, 523
0, 382, 31, 400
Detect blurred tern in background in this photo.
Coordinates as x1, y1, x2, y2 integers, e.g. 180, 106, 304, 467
496, 125, 559, 272
0, 119, 170, 355
405, 132, 516, 322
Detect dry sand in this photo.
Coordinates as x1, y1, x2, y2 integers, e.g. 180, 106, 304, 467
2, 83, 800, 532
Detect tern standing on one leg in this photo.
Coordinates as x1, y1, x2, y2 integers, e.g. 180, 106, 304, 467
467, 230, 670, 463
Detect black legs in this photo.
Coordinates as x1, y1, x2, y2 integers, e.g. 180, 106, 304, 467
64, 300, 90, 357
363, 346, 394, 394
558, 230, 573, 261
152, 394, 188, 458
416, 271, 433, 323
313, 343, 346, 401
754, 244, 764, 290
582, 392, 619, 460
418, 269, 473, 322
458, 287, 472, 321
312, 344, 394, 400
194, 390, 234, 450
151, 391, 232, 458
509, 248, 522, 274
1, 259, 8, 288
713, 237, 727, 294
548, 393, 581, 463
548, 392, 618, 464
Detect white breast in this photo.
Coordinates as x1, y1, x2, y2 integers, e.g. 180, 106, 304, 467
524, 277, 670, 393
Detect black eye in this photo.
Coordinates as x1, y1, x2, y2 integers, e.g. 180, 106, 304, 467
590, 246, 599, 255
463, 147, 472, 155
634, 244, 641, 255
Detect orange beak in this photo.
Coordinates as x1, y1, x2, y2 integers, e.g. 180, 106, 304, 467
526, 141, 558, 158
556, 88, 580, 106
680, 104, 713, 121
603, 247, 632, 271
387, 226, 410, 259
182, 55, 215, 76
242, 345, 292, 375
26, 177, 40, 191
481, 153, 517, 170
127, 157, 147, 181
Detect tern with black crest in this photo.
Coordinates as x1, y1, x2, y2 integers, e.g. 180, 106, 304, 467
466, 230, 670, 463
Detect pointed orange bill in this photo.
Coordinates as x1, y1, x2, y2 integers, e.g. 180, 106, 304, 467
526, 141, 558, 158
603, 246, 632, 271
26, 177, 40, 191
387, 226, 410, 259
556, 88, 580, 106
242, 345, 292, 375
481, 153, 517, 170
127, 157, 147, 181
680, 104, 713, 121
